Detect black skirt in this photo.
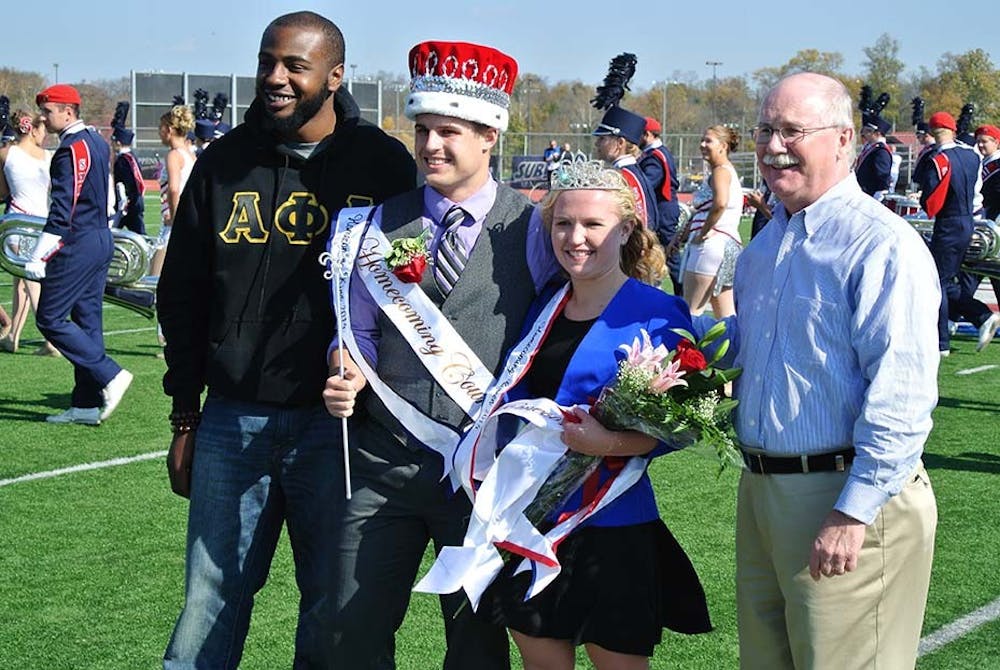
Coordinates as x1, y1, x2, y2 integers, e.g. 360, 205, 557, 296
477, 520, 712, 657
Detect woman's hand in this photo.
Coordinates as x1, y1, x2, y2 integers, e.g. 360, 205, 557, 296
323, 369, 365, 418
560, 406, 658, 457
691, 228, 714, 245
560, 406, 614, 456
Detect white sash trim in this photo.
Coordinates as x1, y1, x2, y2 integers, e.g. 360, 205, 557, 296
356, 220, 495, 416
449, 284, 570, 494
414, 397, 647, 610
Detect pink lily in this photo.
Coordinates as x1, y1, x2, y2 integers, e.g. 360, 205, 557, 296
649, 358, 689, 393
618, 329, 670, 374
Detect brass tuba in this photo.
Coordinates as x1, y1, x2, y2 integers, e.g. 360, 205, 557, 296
905, 215, 1000, 281
0, 213, 158, 319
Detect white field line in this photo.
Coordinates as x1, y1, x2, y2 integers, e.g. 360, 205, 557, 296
955, 365, 999, 376
918, 595, 1000, 656
1, 437, 997, 657
0, 450, 167, 488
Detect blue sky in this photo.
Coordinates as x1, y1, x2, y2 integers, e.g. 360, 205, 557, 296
10, 0, 995, 89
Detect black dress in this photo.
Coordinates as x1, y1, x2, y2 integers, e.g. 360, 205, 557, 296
477, 312, 712, 657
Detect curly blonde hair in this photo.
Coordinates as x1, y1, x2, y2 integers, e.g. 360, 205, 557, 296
540, 169, 666, 286
11, 110, 43, 138
160, 105, 195, 137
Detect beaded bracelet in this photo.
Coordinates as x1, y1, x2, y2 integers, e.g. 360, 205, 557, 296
169, 410, 202, 434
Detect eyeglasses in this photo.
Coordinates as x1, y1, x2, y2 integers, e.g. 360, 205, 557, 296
752, 125, 840, 144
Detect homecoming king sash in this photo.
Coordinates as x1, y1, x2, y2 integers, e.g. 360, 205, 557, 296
326, 207, 565, 478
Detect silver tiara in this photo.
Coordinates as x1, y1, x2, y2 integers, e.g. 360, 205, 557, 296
549, 160, 625, 191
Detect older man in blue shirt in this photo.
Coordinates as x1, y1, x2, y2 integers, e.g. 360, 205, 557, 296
711, 73, 939, 669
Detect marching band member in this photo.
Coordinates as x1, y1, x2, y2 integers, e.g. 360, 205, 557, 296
854, 86, 893, 200
639, 116, 683, 292
914, 111, 998, 354
976, 124, 1000, 219
322, 39, 558, 669
110, 101, 146, 235
29, 84, 132, 424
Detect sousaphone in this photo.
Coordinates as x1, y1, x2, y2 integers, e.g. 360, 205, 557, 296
0, 213, 158, 318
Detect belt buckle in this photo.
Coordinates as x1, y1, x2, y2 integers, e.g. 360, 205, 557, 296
800, 454, 810, 474
756, 453, 766, 474
835, 454, 845, 472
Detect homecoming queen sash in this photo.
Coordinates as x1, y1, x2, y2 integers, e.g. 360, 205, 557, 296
414, 287, 647, 610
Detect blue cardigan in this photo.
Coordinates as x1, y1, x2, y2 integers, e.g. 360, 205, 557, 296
509, 277, 693, 527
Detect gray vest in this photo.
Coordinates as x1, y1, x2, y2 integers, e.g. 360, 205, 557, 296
365, 184, 537, 446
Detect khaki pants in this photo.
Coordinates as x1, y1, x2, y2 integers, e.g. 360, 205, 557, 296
736, 463, 937, 670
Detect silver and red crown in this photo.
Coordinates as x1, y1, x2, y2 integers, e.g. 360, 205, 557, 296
405, 41, 518, 131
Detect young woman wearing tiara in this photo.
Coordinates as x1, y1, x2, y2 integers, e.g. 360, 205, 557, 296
478, 162, 711, 669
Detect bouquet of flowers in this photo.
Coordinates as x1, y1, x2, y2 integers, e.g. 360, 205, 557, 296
384, 229, 430, 283
418, 321, 742, 612
520, 321, 742, 537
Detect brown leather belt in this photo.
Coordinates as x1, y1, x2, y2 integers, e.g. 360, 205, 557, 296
741, 447, 855, 474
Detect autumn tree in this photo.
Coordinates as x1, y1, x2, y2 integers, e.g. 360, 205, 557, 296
920, 49, 1000, 125
861, 34, 905, 129
752, 49, 846, 91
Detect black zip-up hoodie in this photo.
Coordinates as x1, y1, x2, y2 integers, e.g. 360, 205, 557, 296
157, 89, 416, 413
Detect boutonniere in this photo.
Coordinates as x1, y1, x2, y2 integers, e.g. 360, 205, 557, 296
385, 229, 430, 283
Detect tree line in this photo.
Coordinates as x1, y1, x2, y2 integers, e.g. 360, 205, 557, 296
3, 36, 998, 150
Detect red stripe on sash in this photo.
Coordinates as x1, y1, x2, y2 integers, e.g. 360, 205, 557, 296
69, 139, 92, 221
925, 153, 951, 218
621, 169, 649, 228
982, 158, 1000, 183
651, 149, 673, 200
125, 153, 146, 196
466, 289, 574, 492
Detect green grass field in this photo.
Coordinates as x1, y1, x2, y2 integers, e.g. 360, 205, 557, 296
0, 201, 998, 668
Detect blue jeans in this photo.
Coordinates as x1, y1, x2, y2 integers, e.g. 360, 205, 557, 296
164, 396, 345, 669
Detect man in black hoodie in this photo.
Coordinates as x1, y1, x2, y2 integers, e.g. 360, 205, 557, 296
157, 12, 415, 669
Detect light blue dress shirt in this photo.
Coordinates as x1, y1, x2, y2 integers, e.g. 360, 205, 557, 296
718, 174, 940, 524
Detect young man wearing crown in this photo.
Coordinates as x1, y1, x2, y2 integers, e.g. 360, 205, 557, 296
322, 40, 557, 668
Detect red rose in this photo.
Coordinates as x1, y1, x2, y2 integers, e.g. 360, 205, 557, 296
391, 255, 427, 283
674, 339, 707, 373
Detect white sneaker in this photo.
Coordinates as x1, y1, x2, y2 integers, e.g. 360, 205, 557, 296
46, 407, 101, 425
976, 312, 1000, 352
100, 369, 134, 420
939, 349, 951, 358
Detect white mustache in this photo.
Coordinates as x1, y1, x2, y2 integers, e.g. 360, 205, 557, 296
762, 154, 800, 168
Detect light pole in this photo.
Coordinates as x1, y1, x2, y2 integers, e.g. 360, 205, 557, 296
387, 83, 407, 131
349, 64, 357, 92
706, 61, 722, 120
653, 80, 677, 133
53, 63, 59, 84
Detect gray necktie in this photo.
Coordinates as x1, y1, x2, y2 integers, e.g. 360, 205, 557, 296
434, 206, 468, 296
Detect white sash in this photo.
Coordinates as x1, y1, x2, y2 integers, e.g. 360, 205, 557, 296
414, 397, 648, 611
327, 207, 560, 477
355, 220, 495, 416
449, 284, 571, 494
327, 207, 461, 469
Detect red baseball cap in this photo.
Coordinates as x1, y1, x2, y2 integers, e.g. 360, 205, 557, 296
975, 124, 1000, 142
928, 111, 957, 131
36, 84, 82, 107
645, 117, 662, 133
